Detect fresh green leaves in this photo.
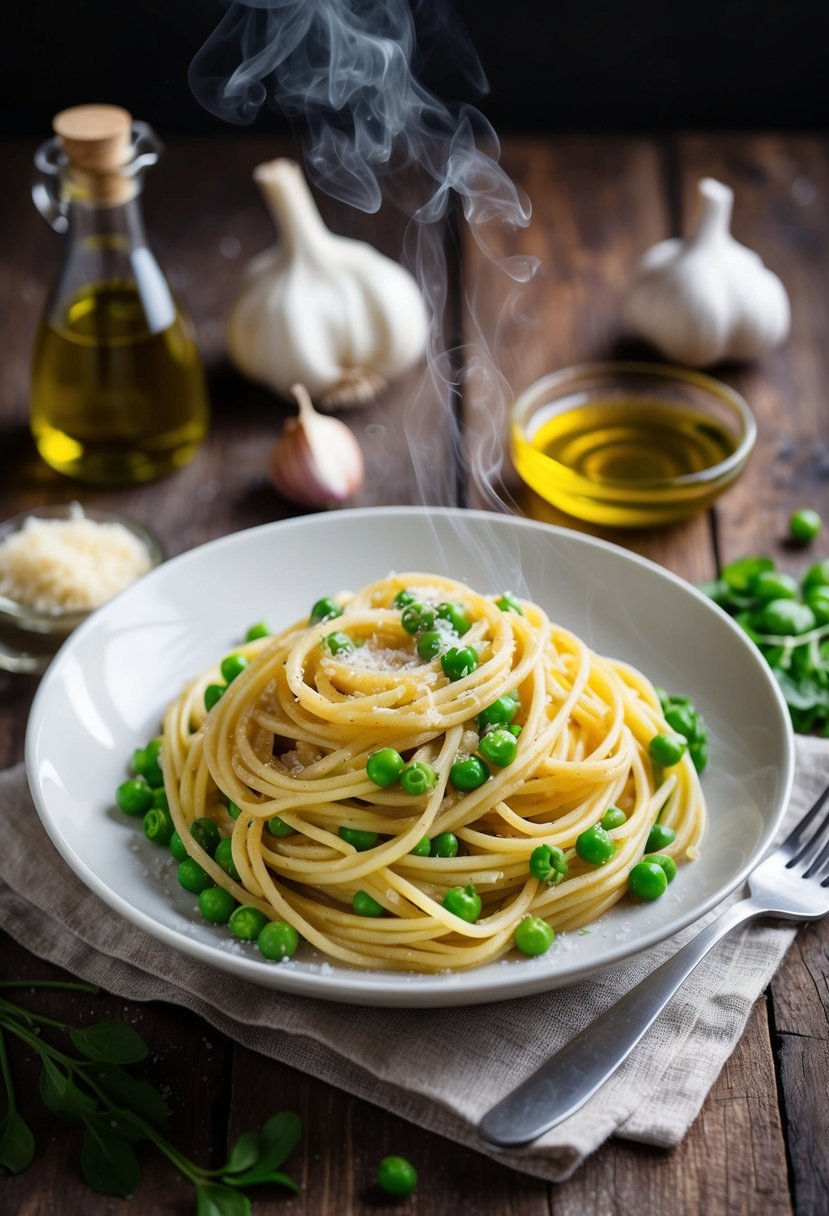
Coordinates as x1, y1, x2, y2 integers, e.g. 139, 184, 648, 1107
70, 1020, 148, 1065
0, 983, 300, 1209
699, 554, 829, 734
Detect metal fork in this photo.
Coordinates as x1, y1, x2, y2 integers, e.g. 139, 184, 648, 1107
479, 780, 829, 1147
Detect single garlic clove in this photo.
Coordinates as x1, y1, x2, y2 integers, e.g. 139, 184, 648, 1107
269, 384, 364, 508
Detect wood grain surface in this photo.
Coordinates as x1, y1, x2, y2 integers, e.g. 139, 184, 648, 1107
1, 132, 827, 1215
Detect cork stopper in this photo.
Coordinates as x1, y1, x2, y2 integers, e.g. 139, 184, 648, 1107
52, 105, 134, 203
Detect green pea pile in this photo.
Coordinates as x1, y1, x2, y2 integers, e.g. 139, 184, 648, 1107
700, 549, 829, 733
115, 731, 299, 964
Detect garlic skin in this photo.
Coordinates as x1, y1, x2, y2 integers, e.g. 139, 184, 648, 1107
228, 159, 429, 407
625, 177, 790, 367
269, 384, 364, 508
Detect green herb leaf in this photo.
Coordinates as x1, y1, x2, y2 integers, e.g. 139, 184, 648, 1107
223, 1129, 262, 1175
70, 1021, 148, 1065
39, 1058, 96, 1120
0, 1107, 35, 1174
80, 1116, 141, 1197
86, 1063, 167, 1130
257, 1111, 301, 1170
721, 556, 775, 593
196, 1181, 252, 1216
221, 1112, 300, 1190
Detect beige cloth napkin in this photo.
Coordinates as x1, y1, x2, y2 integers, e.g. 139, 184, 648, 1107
1, 736, 823, 1182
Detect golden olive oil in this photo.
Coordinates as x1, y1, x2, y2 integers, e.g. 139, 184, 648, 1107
512, 397, 738, 527
30, 280, 209, 484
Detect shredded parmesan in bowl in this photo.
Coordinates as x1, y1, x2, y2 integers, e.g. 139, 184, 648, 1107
0, 505, 157, 615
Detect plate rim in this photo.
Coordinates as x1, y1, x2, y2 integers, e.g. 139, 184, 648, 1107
25, 506, 796, 1006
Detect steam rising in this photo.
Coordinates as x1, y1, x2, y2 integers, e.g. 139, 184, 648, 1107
190, 0, 537, 512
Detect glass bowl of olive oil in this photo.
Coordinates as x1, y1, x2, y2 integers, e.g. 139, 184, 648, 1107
511, 362, 756, 528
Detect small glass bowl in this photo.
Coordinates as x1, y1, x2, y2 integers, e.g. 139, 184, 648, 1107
0, 504, 163, 675
511, 362, 756, 528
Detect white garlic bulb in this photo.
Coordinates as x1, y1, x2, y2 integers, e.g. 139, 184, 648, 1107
625, 177, 790, 367
228, 159, 429, 407
269, 384, 364, 507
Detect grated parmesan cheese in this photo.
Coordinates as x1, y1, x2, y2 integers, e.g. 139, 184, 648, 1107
0, 506, 153, 614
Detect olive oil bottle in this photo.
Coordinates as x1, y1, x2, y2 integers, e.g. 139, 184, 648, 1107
30, 105, 208, 484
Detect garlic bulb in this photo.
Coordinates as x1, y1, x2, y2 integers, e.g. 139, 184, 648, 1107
228, 159, 429, 407
269, 384, 364, 507
625, 177, 790, 367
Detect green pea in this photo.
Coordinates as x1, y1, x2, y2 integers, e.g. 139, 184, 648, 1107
220, 653, 249, 683
401, 602, 435, 634
376, 1155, 418, 1198
352, 890, 385, 917
339, 826, 378, 851
450, 756, 489, 792
176, 858, 214, 894
664, 704, 697, 740
198, 886, 237, 924
600, 806, 627, 831
245, 620, 270, 641
366, 747, 405, 788
748, 569, 799, 602
436, 601, 471, 636
756, 598, 817, 636
227, 800, 243, 821
528, 843, 568, 884
806, 586, 829, 625
496, 592, 523, 614
802, 558, 829, 594
646, 822, 676, 852
431, 832, 459, 858
190, 817, 221, 856
310, 597, 342, 625
400, 761, 438, 796
646, 852, 678, 882
628, 860, 668, 901
476, 695, 519, 730
268, 816, 295, 838
409, 836, 431, 856
478, 727, 518, 767
152, 788, 169, 812
789, 508, 822, 543
143, 804, 174, 846
508, 724, 523, 738
169, 831, 188, 862
417, 630, 446, 660
393, 589, 416, 608
132, 738, 163, 788
324, 631, 355, 656
442, 884, 481, 922
214, 838, 240, 881
204, 683, 226, 712
649, 734, 687, 767
257, 920, 299, 961
514, 916, 555, 956
576, 824, 616, 866
116, 778, 153, 817
229, 905, 269, 942
441, 645, 478, 681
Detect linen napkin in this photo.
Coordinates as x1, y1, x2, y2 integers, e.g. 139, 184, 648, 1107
1, 736, 823, 1182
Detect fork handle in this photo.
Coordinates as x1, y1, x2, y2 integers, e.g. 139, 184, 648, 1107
478, 895, 764, 1147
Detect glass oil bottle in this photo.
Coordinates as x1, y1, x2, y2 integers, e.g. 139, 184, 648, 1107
30, 105, 209, 484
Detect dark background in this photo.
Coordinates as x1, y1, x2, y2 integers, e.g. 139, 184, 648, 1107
4, 0, 829, 136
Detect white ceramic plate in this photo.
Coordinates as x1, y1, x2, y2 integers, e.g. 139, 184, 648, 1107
26, 508, 794, 1007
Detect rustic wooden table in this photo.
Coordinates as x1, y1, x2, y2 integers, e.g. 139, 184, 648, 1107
1, 132, 827, 1215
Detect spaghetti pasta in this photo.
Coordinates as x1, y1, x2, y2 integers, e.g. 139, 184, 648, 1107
160, 573, 706, 972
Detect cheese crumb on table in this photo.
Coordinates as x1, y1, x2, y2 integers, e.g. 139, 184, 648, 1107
0, 508, 153, 614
